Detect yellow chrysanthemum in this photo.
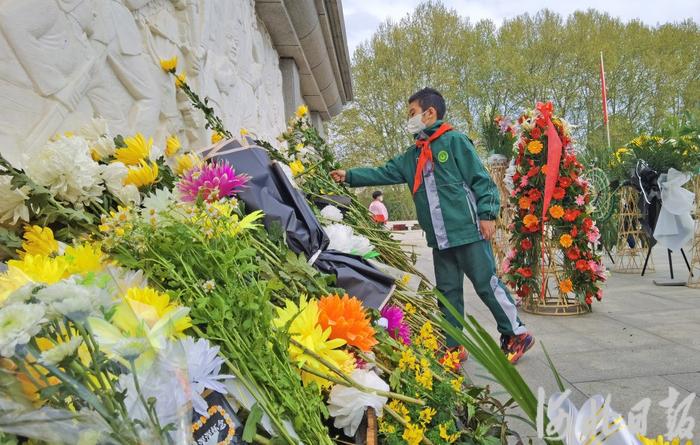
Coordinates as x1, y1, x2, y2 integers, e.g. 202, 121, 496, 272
402, 422, 425, 445
0, 266, 31, 303
527, 140, 543, 154
439, 423, 461, 443
124, 161, 159, 188
638, 435, 693, 445
289, 160, 305, 177
418, 407, 436, 425
398, 348, 417, 371
160, 56, 177, 72
274, 297, 355, 389
64, 243, 104, 275
211, 132, 223, 144
165, 135, 181, 157
114, 286, 191, 337
19, 225, 58, 258
115, 133, 152, 166
415, 360, 433, 390
404, 303, 416, 315
175, 152, 203, 176
8, 254, 69, 284
417, 321, 438, 351
175, 73, 187, 88
295, 104, 309, 118
387, 399, 410, 422
240, 128, 249, 137
451, 376, 464, 392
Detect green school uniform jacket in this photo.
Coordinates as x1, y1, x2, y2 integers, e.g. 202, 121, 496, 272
345, 120, 500, 250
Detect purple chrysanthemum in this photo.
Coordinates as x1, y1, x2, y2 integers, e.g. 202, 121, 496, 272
380, 305, 411, 345
178, 160, 248, 202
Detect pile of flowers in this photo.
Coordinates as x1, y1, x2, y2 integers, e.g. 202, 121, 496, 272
503, 102, 607, 307
0, 118, 203, 261
0, 226, 231, 444
481, 113, 517, 161
610, 133, 700, 181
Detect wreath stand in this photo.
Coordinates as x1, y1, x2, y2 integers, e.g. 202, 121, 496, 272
487, 156, 512, 276
521, 235, 591, 316
612, 187, 654, 273
687, 176, 700, 288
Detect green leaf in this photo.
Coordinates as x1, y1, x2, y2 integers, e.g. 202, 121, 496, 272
242, 403, 263, 442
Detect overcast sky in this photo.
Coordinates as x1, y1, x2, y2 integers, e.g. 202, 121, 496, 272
342, 0, 700, 54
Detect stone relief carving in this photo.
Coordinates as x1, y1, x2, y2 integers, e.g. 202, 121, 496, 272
0, 0, 286, 167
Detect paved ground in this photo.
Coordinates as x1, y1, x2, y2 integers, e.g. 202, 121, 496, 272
393, 227, 700, 442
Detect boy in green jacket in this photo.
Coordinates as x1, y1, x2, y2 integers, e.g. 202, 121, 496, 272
331, 88, 534, 364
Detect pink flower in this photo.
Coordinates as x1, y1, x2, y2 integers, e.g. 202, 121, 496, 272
575, 195, 586, 206
178, 160, 248, 202
502, 257, 511, 273
507, 248, 517, 260
587, 226, 601, 245
520, 176, 529, 187
380, 306, 411, 345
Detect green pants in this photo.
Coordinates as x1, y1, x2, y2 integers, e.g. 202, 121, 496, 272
433, 240, 526, 347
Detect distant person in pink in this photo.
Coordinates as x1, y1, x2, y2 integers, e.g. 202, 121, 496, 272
369, 190, 389, 224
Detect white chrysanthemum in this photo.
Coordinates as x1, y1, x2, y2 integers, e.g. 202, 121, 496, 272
101, 162, 128, 193
118, 349, 189, 427
80, 118, 115, 160
324, 223, 374, 256
100, 162, 141, 205
24, 135, 104, 207
40, 336, 83, 366
113, 184, 141, 206
79, 118, 110, 142
320, 205, 343, 222
0, 303, 46, 357
327, 369, 389, 436
0, 175, 30, 224
104, 266, 148, 295
141, 188, 175, 225
36, 280, 112, 321
178, 337, 233, 415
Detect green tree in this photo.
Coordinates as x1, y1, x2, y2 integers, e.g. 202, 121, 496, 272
329, 1, 700, 179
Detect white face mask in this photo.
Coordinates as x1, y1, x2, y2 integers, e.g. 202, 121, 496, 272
406, 110, 428, 135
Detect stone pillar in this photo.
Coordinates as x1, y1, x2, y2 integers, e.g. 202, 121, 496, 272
310, 111, 326, 138
279, 57, 304, 122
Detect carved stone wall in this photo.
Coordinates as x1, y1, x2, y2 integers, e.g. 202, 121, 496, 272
0, 0, 287, 167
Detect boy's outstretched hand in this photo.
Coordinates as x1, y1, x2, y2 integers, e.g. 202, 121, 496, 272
330, 169, 346, 183
480, 220, 496, 240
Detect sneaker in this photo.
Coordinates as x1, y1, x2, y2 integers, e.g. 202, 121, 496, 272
505, 333, 535, 364
499, 334, 510, 353
439, 346, 469, 371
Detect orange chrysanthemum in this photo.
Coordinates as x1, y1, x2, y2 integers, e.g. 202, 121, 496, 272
518, 197, 531, 210
318, 294, 377, 352
559, 278, 573, 294
560, 234, 573, 248
549, 205, 564, 219
523, 214, 539, 229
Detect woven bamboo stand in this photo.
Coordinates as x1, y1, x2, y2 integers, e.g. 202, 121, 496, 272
612, 187, 654, 273
687, 176, 700, 288
521, 234, 590, 315
487, 156, 512, 276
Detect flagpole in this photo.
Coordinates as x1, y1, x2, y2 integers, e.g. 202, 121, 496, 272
600, 51, 611, 149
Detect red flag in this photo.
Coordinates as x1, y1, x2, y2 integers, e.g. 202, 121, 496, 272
600, 52, 608, 125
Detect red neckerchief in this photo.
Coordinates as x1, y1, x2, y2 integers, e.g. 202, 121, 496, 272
413, 122, 453, 194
